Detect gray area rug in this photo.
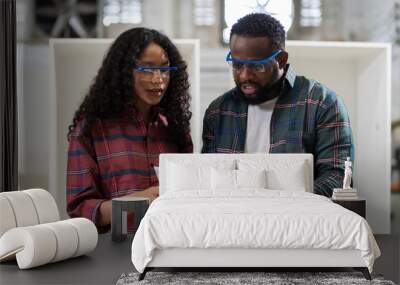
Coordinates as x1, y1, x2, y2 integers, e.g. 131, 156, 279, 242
116, 271, 396, 285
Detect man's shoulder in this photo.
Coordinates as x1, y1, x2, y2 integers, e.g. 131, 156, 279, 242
295, 75, 349, 120
294, 73, 340, 107
206, 87, 237, 112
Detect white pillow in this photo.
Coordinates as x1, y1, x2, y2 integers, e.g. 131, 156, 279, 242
236, 169, 267, 189
266, 164, 307, 191
211, 168, 267, 190
238, 159, 308, 191
211, 168, 236, 190
167, 163, 211, 191
166, 159, 236, 192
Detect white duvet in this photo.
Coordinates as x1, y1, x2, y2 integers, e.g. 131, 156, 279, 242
131, 190, 380, 273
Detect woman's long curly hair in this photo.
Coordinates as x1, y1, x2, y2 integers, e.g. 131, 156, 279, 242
67, 27, 191, 150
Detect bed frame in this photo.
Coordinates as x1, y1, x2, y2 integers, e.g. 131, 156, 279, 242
138, 154, 372, 281
139, 249, 371, 280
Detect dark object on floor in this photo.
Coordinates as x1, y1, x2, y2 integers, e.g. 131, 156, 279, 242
118, 270, 394, 285
111, 197, 149, 242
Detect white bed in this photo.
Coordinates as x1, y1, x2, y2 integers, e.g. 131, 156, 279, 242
131, 154, 380, 280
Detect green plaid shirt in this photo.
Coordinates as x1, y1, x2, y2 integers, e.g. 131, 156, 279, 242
201, 65, 354, 197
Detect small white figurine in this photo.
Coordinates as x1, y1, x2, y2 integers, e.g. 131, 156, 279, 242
343, 157, 352, 189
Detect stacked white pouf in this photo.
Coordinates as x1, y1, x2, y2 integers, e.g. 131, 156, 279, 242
0, 189, 98, 269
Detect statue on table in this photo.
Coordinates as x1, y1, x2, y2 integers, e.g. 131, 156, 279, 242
343, 157, 352, 189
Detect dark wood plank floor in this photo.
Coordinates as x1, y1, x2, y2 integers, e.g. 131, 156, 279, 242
374, 234, 400, 284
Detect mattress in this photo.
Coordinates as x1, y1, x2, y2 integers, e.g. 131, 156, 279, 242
131, 190, 380, 273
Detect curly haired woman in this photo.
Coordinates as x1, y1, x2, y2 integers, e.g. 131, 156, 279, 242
66, 28, 193, 231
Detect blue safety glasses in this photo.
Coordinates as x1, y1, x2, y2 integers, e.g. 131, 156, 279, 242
134, 66, 178, 78
226, 50, 282, 73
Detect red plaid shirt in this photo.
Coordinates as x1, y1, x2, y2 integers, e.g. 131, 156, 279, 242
66, 108, 193, 230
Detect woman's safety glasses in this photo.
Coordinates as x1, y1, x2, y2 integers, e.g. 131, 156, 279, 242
134, 66, 178, 78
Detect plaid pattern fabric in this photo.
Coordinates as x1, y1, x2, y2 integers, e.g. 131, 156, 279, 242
202, 65, 354, 197
67, 108, 193, 231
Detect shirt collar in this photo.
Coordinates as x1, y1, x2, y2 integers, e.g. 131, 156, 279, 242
284, 64, 296, 88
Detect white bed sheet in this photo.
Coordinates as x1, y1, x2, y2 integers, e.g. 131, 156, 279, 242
131, 190, 380, 273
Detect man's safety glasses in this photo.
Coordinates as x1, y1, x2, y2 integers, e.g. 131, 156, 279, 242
226, 50, 282, 73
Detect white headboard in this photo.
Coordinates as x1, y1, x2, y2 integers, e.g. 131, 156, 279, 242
159, 153, 313, 195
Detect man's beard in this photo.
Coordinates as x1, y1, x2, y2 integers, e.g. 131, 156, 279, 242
235, 66, 282, 105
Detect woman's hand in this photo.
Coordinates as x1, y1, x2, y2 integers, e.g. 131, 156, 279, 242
125, 186, 159, 202
98, 200, 112, 226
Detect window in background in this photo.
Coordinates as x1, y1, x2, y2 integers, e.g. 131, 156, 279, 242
103, 0, 142, 27
222, 0, 293, 44
194, 0, 216, 26
35, 0, 98, 38
299, 0, 321, 27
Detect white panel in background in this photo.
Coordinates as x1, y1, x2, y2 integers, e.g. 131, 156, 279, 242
49, 38, 200, 219
200, 41, 391, 234
285, 41, 391, 234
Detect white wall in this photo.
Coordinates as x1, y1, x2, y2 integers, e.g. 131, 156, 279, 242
17, 43, 51, 191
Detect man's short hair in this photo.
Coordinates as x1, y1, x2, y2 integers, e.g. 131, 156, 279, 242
230, 13, 286, 50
